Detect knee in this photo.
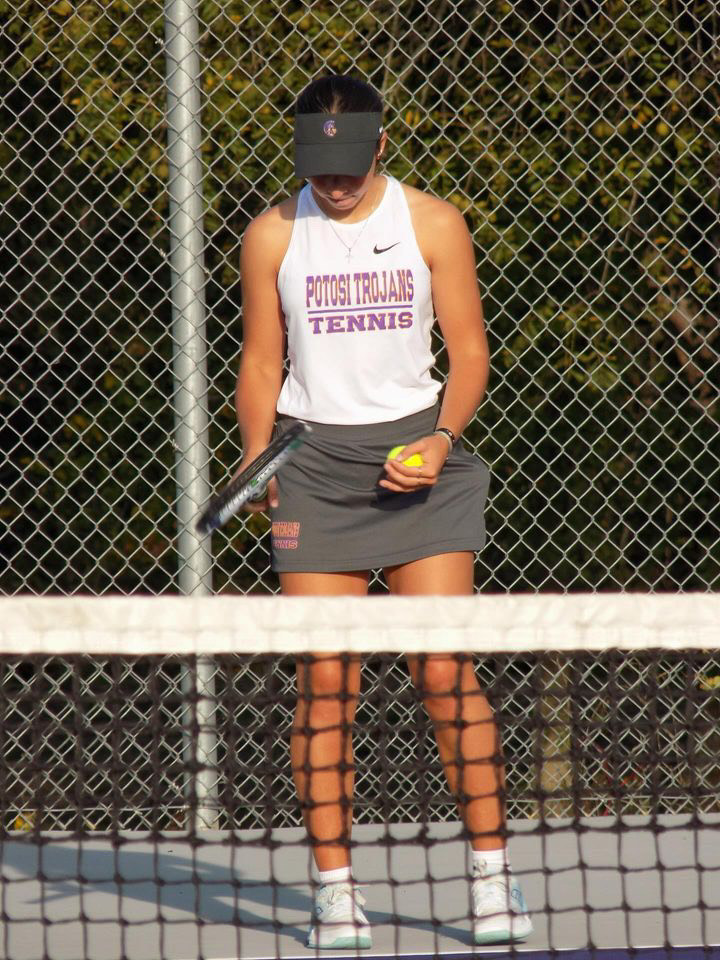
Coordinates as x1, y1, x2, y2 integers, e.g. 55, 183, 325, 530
295, 657, 359, 723
301, 656, 358, 698
415, 657, 466, 698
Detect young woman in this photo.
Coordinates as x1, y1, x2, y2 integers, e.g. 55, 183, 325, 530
235, 74, 532, 950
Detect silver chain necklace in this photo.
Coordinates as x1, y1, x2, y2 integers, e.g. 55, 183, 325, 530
326, 214, 373, 261
315, 183, 381, 261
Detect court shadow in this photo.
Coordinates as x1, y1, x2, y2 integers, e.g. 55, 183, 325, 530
3, 839, 474, 948
2, 840, 308, 939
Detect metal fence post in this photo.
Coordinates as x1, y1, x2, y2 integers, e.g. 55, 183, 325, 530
164, 0, 217, 830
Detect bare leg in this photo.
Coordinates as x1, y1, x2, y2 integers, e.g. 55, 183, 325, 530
282, 570, 368, 871
384, 552, 506, 850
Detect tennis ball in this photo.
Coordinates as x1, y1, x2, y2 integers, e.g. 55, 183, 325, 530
387, 445, 424, 467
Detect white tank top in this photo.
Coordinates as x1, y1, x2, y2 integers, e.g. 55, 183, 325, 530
275, 176, 441, 424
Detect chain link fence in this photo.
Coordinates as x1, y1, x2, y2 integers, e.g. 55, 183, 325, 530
2, 1, 718, 829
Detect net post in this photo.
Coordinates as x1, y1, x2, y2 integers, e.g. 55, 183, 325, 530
164, 0, 218, 830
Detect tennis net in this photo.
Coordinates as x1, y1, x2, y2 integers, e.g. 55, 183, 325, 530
1, 592, 718, 960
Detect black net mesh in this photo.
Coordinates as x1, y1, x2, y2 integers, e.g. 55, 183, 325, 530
1, 644, 718, 959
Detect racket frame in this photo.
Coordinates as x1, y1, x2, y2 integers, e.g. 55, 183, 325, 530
196, 422, 311, 534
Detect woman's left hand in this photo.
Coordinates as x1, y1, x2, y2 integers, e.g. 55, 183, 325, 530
379, 433, 452, 494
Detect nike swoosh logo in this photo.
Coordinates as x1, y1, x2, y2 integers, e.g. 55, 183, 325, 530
373, 242, 400, 255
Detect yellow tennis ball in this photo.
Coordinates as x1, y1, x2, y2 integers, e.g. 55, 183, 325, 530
387, 445, 424, 467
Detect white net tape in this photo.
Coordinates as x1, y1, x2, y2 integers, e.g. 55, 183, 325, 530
3, 593, 718, 654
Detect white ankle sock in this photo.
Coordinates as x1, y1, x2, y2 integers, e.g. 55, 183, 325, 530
318, 865, 352, 885
473, 847, 509, 877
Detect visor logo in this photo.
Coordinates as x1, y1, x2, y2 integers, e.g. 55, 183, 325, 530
323, 120, 337, 137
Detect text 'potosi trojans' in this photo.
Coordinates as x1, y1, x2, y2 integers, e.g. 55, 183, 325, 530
305, 269, 415, 335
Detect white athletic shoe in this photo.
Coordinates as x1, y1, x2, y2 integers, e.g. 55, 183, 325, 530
471, 866, 533, 945
306, 881, 372, 949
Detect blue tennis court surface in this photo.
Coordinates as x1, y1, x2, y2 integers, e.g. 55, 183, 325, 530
2, 815, 718, 959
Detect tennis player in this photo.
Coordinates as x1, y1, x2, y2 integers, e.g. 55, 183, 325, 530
235, 74, 532, 949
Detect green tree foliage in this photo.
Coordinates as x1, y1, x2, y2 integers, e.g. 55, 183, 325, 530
1, 0, 717, 595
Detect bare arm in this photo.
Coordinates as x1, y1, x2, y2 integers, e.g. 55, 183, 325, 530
233, 206, 291, 508
428, 201, 489, 439
235, 210, 289, 456
382, 194, 489, 492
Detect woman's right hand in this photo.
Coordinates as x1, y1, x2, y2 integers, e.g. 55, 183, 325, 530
248, 474, 279, 513
231, 454, 279, 513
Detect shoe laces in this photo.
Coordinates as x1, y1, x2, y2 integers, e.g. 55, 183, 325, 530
315, 881, 367, 919
472, 872, 513, 914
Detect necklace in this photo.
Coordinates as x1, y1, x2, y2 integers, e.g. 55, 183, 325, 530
326, 213, 373, 261
315, 180, 382, 261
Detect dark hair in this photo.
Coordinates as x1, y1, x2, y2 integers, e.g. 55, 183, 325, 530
295, 75, 383, 115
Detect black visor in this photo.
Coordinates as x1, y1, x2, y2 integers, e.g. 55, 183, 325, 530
294, 112, 383, 178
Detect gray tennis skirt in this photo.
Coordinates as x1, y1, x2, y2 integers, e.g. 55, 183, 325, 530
269, 403, 490, 573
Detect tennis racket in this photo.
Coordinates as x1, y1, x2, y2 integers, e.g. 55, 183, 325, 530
196, 422, 312, 535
